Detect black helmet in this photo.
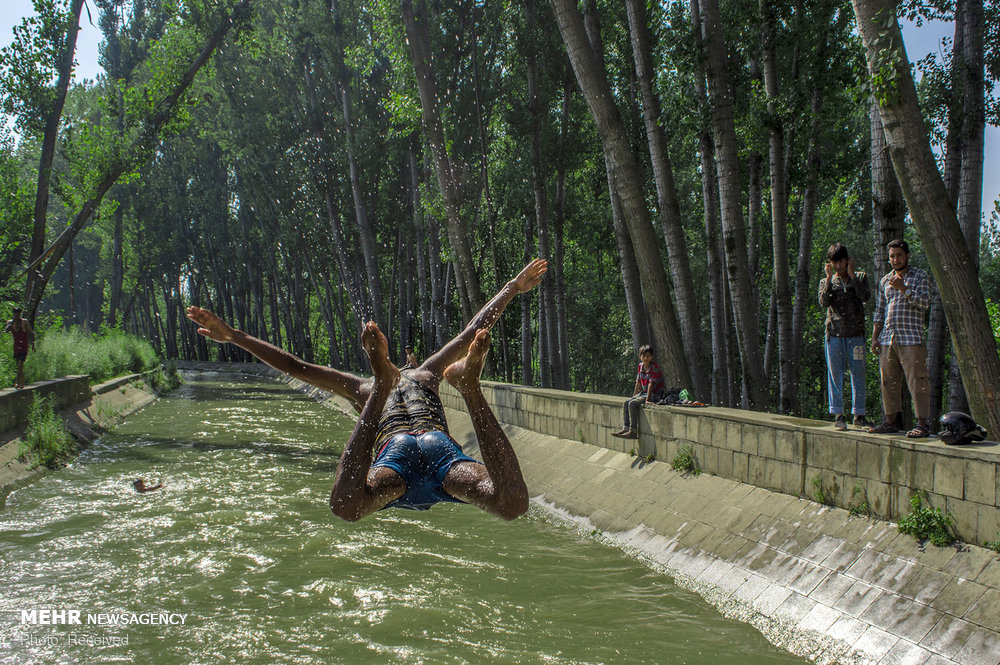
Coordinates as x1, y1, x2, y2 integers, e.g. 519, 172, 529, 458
938, 411, 987, 445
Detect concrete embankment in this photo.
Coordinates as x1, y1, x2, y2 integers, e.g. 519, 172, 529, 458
0, 371, 162, 500
184, 363, 1000, 665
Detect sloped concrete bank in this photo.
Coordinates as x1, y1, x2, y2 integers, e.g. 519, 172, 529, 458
0, 371, 162, 500
187, 363, 1000, 665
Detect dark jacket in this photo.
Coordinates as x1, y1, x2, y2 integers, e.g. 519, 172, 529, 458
818, 271, 870, 338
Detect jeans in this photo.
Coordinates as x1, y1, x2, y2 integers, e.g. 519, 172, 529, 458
622, 394, 647, 429
825, 335, 866, 415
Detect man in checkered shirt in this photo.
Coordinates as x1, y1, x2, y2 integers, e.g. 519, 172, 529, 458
868, 239, 932, 438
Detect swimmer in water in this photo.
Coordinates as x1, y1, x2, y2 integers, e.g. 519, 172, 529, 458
186, 259, 548, 520
133, 478, 163, 493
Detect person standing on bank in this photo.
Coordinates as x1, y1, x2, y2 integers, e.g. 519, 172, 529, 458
819, 244, 872, 431
4, 307, 35, 390
868, 239, 932, 438
612, 345, 665, 440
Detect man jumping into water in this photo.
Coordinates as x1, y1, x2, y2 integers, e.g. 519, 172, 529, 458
186, 259, 547, 521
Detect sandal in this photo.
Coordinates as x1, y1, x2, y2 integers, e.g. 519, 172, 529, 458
611, 429, 628, 438
868, 422, 898, 434
906, 425, 930, 439
622, 429, 639, 439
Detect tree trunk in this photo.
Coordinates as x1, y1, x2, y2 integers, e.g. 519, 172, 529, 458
790, 70, 827, 404
689, 0, 729, 406
761, 0, 794, 413
550, 0, 692, 390
624, 0, 707, 399
553, 62, 572, 389
521, 211, 534, 385
400, 0, 484, 320
869, 102, 905, 271
525, 0, 557, 389
852, 0, 1000, 436
698, 0, 767, 408
24, 0, 85, 317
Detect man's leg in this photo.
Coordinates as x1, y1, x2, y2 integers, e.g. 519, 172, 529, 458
825, 336, 845, 415
898, 343, 931, 432
846, 337, 867, 415
328, 322, 406, 522
15, 356, 25, 388
879, 343, 904, 421
441, 330, 529, 520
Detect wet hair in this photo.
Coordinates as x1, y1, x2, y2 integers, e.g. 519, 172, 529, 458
12, 307, 21, 315
886, 239, 909, 254
404, 345, 413, 352
638, 344, 654, 357
827, 243, 849, 262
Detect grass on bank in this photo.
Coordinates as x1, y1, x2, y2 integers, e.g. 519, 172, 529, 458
2, 326, 161, 388
18, 395, 75, 469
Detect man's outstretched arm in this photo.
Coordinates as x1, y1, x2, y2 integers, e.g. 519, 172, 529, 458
421, 259, 548, 377
186, 306, 368, 411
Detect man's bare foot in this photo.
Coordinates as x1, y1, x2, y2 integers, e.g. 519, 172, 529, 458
361, 321, 400, 390
444, 329, 490, 393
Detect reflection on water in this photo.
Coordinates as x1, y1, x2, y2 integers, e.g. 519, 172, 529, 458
0, 372, 805, 664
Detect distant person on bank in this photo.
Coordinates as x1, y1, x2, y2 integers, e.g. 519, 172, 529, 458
868, 240, 932, 438
4, 307, 35, 390
612, 345, 665, 440
403, 345, 418, 369
819, 243, 872, 431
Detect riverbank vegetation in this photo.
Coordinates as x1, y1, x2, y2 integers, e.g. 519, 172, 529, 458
0, 309, 161, 387
18, 395, 75, 469
2, 0, 998, 430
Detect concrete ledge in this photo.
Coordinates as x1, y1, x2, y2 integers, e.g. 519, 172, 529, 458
0, 376, 90, 432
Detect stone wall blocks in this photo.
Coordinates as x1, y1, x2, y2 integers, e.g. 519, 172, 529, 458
757, 430, 777, 460
774, 429, 801, 463
933, 457, 966, 500
944, 496, 978, 544
964, 460, 997, 506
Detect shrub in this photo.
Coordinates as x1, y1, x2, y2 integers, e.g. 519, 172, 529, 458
18, 395, 75, 469
149, 360, 182, 391
23, 326, 160, 385
897, 491, 957, 547
671, 444, 700, 475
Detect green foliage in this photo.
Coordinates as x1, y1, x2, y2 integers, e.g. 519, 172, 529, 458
867, 10, 906, 107
149, 359, 182, 392
18, 394, 75, 469
897, 491, 957, 547
987, 300, 1000, 352
849, 482, 873, 518
812, 476, 828, 505
984, 533, 1000, 553
23, 326, 159, 385
671, 444, 700, 476
0, 0, 74, 135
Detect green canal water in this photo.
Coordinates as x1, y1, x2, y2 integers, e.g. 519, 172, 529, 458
0, 372, 807, 664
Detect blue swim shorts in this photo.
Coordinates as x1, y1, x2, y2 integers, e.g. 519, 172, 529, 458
372, 431, 480, 511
